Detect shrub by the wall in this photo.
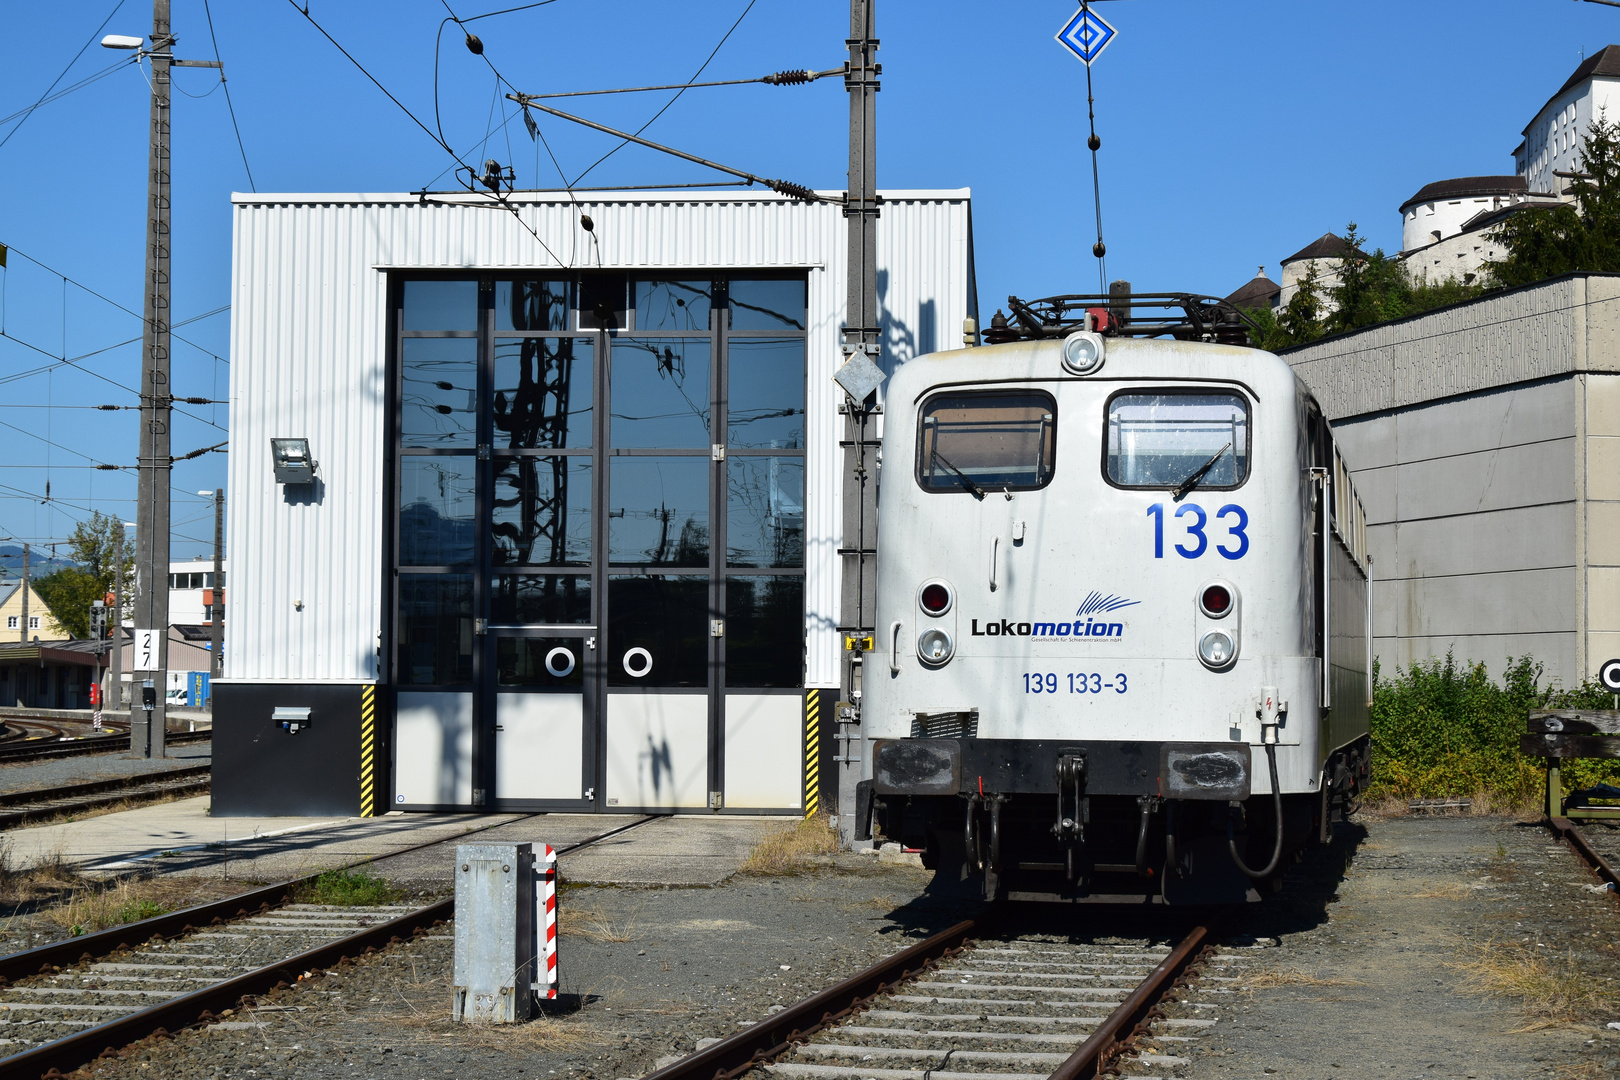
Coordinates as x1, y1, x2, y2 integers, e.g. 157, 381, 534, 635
1367, 654, 1620, 808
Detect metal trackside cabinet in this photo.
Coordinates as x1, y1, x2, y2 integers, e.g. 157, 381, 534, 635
452, 843, 538, 1023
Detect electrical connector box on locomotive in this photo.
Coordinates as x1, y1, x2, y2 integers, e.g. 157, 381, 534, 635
859, 292, 1372, 904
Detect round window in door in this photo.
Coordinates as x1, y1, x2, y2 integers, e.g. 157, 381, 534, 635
496, 638, 584, 688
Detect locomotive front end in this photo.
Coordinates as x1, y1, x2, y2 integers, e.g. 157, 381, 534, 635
860, 300, 1370, 904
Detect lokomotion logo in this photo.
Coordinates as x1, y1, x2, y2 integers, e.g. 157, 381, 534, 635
970, 592, 1141, 640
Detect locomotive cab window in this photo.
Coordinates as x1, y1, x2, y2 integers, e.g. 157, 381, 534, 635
1105, 391, 1250, 490
917, 390, 1056, 494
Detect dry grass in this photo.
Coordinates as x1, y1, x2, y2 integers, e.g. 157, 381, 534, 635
1452, 940, 1620, 1029
738, 814, 839, 876
1552, 1063, 1611, 1080
557, 904, 641, 944
44, 875, 249, 935
377, 963, 608, 1052
1361, 789, 1531, 819
0, 842, 81, 908
383, 1005, 606, 1052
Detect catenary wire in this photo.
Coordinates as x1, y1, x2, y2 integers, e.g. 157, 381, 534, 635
433, 0, 583, 265
202, 0, 256, 190
0, 330, 228, 434
569, 0, 757, 187
1081, 0, 1107, 292
0, 306, 227, 390
0, 1, 131, 150
0, 55, 140, 133
0, 244, 230, 366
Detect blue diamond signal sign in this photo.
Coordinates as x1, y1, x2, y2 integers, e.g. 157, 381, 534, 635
1056, 6, 1117, 66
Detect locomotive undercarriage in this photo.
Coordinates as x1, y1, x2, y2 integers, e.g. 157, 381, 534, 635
868, 735, 1368, 904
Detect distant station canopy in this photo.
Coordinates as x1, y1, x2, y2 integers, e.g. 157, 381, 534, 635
982, 283, 1256, 347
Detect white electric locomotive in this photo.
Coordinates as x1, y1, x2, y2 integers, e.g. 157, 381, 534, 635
861, 293, 1372, 904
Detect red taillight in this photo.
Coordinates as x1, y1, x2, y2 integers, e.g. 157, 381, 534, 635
1201, 584, 1231, 616
920, 582, 951, 615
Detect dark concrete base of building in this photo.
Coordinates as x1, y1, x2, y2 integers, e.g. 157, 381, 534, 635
212, 682, 378, 817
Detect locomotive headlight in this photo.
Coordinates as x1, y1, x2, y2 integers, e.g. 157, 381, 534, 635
917, 627, 955, 666
1061, 330, 1106, 375
1197, 629, 1237, 669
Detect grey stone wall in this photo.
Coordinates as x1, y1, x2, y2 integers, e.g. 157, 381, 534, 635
1282, 274, 1620, 687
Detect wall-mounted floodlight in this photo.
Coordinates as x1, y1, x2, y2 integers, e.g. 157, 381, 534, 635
101, 35, 143, 50
271, 438, 317, 484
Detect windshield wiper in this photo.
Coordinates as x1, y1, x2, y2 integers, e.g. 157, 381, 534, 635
1171, 442, 1232, 502
932, 449, 986, 500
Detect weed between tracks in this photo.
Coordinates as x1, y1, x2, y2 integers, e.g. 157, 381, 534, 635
738, 814, 839, 876
1453, 940, 1620, 1028
293, 868, 403, 906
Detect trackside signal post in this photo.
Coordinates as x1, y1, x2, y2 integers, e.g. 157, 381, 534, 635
835, 0, 881, 843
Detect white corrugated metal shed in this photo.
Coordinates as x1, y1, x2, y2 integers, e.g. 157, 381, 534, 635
223, 188, 975, 687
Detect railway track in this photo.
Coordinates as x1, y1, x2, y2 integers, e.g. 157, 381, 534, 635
0, 815, 657, 1079
0, 729, 208, 766
644, 918, 1238, 1080
0, 767, 212, 829
1548, 815, 1620, 898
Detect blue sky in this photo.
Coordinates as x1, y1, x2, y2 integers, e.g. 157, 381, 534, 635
0, 0, 1614, 561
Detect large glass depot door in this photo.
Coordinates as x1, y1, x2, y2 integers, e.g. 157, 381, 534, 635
390, 273, 807, 813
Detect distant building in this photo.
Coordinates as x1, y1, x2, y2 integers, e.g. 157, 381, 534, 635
0, 580, 68, 640
1397, 176, 1557, 283
168, 558, 226, 625
1514, 45, 1620, 195
1223, 267, 1281, 312
0, 639, 107, 709
1277, 233, 1361, 311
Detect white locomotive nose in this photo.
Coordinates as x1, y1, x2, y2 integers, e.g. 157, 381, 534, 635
917, 627, 955, 666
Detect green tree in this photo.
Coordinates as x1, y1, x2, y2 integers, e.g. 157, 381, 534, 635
1244, 225, 1486, 351
67, 510, 134, 594
32, 567, 102, 638
1277, 262, 1328, 347
1327, 224, 1411, 333
30, 513, 133, 638
1487, 111, 1620, 288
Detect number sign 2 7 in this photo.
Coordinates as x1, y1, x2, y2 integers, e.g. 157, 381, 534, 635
1147, 503, 1248, 560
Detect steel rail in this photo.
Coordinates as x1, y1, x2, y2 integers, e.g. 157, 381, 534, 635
0, 815, 660, 1079
1046, 923, 1215, 1080
1549, 815, 1620, 896
639, 917, 985, 1080
640, 917, 1216, 1080
0, 766, 211, 809
0, 767, 211, 829
0, 730, 208, 764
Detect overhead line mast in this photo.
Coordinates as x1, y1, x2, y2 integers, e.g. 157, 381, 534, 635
836, 0, 881, 843
131, 0, 175, 760
124, 0, 223, 758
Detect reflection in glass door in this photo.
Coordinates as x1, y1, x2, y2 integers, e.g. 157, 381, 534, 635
487, 280, 597, 809
392, 274, 808, 812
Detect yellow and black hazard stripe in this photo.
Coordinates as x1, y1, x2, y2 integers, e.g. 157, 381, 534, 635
803, 689, 821, 819
359, 685, 378, 817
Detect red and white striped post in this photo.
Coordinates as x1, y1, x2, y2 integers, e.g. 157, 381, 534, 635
540, 844, 557, 1000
